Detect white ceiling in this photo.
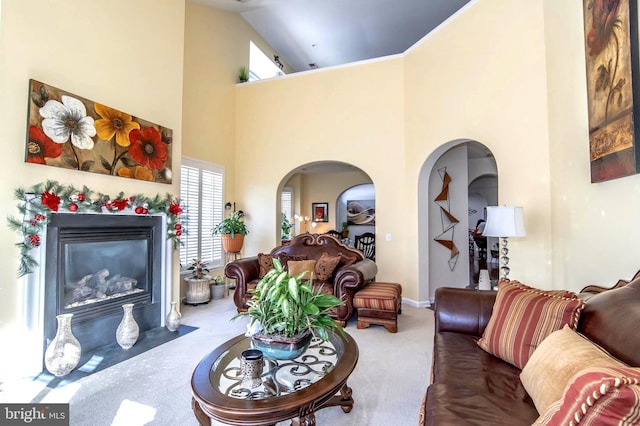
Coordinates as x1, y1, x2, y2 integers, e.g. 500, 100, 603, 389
193, 0, 471, 72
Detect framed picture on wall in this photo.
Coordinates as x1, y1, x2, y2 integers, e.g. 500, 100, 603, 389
312, 202, 329, 222
582, 0, 640, 182
346, 200, 375, 225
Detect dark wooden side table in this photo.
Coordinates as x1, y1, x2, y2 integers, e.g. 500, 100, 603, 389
191, 331, 358, 425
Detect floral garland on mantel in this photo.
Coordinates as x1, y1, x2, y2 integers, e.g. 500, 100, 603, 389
8, 180, 183, 277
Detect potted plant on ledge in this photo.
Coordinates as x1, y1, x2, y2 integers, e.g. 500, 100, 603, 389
213, 211, 249, 253
232, 258, 345, 360
184, 259, 211, 305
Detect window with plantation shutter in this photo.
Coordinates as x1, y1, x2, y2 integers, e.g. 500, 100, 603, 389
179, 158, 224, 270
281, 187, 293, 221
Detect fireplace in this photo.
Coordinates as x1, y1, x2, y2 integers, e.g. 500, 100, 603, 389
43, 213, 164, 357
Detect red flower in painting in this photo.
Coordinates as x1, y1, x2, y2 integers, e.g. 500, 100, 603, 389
128, 127, 167, 170
587, 0, 621, 57
111, 199, 129, 211
26, 126, 62, 164
169, 202, 182, 216
41, 192, 60, 211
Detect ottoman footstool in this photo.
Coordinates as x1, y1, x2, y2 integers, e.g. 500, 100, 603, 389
353, 282, 402, 333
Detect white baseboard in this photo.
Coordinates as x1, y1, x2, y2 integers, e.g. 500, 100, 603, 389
401, 297, 432, 309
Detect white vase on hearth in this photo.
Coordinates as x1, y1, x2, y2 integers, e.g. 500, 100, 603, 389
44, 313, 81, 377
165, 301, 181, 332
116, 303, 139, 350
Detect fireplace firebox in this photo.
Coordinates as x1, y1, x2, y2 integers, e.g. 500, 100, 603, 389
43, 213, 164, 357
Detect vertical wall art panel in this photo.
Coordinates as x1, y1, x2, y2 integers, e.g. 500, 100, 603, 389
26, 80, 173, 183
583, 0, 640, 182
433, 167, 460, 271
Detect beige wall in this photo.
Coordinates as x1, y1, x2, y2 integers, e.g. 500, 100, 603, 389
0, 0, 185, 374
234, 59, 407, 287
183, 2, 287, 207
544, 0, 640, 288
406, 0, 553, 297
182, 2, 290, 274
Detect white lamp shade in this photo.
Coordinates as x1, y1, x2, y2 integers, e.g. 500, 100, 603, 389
482, 206, 526, 238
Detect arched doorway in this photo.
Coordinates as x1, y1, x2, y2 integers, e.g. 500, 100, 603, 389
275, 161, 373, 243
417, 140, 497, 304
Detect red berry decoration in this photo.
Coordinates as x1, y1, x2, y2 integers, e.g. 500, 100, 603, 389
68, 203, 78, 212
135, 206, 144, 214
77, 193, 85, 202
175, 223, 182, 230
142, 208, 148, 214
176, 230, 182, 237
28, 234, 41, 247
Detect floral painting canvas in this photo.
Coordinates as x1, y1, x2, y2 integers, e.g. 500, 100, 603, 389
583, 0, 639, 182
25, 79, 173, 183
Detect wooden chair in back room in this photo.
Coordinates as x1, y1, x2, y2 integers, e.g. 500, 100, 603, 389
354, 232, 375, 261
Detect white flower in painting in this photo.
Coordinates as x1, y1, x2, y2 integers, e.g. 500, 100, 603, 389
39, 95, 96, 149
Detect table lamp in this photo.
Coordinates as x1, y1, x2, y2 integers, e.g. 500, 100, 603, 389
482, 206, 526, 280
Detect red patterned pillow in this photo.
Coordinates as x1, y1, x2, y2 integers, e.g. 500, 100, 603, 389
315, 252, 341, 282
534, 367, 640, 425
257, 253, 275, 279
477, 280, 585, 369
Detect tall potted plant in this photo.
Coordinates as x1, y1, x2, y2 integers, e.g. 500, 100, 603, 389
232, 258, 345, 360
213, 211, 249, 253
281, 212, 293, 242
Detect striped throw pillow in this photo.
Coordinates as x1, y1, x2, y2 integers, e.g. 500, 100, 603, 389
477, 280, 585, 369
533, 367, 640, 425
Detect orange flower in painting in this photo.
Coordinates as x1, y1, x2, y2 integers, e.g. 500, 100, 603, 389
128, 127, 167, 170
26, 125, 62, 164
94, 103, 141, 147
587, 0, 621, 57
118, 166, 154, 181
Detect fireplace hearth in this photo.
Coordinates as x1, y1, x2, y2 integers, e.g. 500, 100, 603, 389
43, 213, 165, 360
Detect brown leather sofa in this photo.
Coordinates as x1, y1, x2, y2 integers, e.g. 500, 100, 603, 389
225, 233, 377, 325
420, 277, 640, 425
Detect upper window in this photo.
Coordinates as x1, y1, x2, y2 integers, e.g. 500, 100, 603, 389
249, 41, 285, 81
179, 158, 224, 269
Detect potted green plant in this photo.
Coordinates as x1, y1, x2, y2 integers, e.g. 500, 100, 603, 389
232, 258, 345, 359
281, 212, 293, 242
209, 275, 226, 300
213, 211, 249, 253
184, 259, 211, 305
341, 221, 349, 238
238, 66, 249, 83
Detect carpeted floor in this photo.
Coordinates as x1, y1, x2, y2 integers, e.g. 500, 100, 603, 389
2, 294, 434, 426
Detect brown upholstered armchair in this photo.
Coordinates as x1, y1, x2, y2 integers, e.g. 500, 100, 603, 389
225, 233, 378, 325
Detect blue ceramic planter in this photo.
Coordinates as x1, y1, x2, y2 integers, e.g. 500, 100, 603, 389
251, 331, 313, 360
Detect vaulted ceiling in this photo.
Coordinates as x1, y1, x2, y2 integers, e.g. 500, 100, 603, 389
194, 0, 471, 72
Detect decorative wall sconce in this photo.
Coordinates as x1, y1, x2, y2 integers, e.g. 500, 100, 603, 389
274, 54, 284, 70
225, 202, 244, 217
294, 214, 310, 224
294, 214, 315, 232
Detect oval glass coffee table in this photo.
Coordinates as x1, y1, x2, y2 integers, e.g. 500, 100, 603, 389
191, 330, 358, 425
